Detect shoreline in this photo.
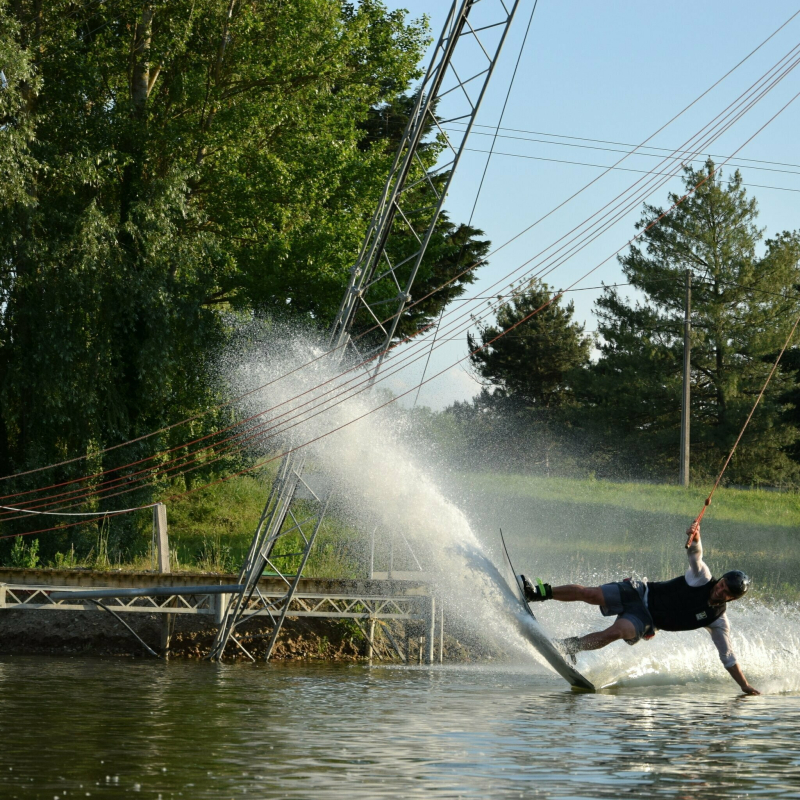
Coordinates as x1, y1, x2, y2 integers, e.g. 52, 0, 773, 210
0, 567, 471, 662
0, 609, 394, 661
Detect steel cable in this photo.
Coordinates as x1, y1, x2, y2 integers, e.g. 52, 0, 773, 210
4, 7, 796, 485
3, 38, 798, 517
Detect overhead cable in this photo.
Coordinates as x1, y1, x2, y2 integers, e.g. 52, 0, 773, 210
4, 37, 797, 515
3, 4, 795, 486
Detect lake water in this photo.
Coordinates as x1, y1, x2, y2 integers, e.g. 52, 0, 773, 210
2, 656, 799, 799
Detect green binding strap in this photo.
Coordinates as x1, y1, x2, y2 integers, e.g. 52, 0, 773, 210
537, 578, 546, 599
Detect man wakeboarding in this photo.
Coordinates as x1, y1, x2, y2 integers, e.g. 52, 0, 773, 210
520, 521, 760, 695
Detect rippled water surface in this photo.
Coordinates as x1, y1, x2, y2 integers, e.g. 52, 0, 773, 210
1, 656, 799, 799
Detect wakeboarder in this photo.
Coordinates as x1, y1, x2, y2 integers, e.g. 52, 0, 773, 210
520, 521, 760, 694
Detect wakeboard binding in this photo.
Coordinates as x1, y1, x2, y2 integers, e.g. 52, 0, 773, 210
519, 575, 552, 603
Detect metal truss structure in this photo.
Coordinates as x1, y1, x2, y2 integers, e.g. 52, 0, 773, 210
330, 0, 522, 368
211, 0, 522, 661
208, 451, 333, 661
0, 584, 425, 622
1, 581, 432, 662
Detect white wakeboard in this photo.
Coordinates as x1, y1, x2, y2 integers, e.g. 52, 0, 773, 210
500, 530, 595, 692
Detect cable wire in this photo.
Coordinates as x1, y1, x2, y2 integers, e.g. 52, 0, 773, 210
3, 38, 796, 515
3, 3, 794, 486
9, 75, 798, 533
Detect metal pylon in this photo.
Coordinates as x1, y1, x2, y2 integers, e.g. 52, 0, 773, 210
210, 0, 522, 661
208, 451, 331, 661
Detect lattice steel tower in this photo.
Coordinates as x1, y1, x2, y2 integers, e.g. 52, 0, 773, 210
209, 0, 523, 661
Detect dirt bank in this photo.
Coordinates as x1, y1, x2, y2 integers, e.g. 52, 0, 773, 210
0, 608, 474, 662
0, 608, 378, 660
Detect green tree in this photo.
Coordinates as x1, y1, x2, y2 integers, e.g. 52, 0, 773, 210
444, 280, 593, 473
583, 162, 800, 483
0, 1, 489, 559
468, 279, 592, 408
350, 90, 490, 344
0, 3, 433, 465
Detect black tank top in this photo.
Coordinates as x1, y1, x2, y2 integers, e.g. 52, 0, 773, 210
647, 575, 726, 631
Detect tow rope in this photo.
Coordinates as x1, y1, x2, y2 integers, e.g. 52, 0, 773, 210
686, 309, 800, 547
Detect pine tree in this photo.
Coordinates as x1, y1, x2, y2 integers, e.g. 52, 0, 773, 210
583, 162, 800, 484
468, 280, 592, 409
455, 280, 592, 474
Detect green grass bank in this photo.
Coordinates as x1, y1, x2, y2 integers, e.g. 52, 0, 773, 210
7, 473, 799, 602
459, 473, 800, 602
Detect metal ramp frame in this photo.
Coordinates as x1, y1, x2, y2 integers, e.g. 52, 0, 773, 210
210, 0, 523, 661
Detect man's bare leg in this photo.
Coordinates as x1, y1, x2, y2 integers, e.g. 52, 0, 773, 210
563, 618, 637, 654
551, 585, 605, 605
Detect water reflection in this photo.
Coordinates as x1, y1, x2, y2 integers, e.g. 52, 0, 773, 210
0, 657, 798, 799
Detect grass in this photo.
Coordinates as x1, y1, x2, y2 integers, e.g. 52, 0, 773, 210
12, 469, 799, 602
460, 472, 800, 601
5, 473, 365, 580
162, 475, 365, 578
468, 473, 800, 528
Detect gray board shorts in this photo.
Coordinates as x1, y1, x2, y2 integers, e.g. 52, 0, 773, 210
600, 580, 655, 644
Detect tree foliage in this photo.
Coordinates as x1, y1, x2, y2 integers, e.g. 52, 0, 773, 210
469, 279, 592, 409
0, 1, 487, 481
580, 162, 800, 483
439, 281, 593, 475
0, 0, 494, 559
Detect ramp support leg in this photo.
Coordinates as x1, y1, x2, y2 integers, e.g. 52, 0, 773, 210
426, 595, 435, 665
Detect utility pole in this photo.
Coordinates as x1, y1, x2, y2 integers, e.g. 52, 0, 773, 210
680, 270, 691, 487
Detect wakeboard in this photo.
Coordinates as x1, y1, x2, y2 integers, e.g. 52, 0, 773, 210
499, 529, 595, 692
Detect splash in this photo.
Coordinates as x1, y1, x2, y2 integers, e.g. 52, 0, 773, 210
221, 321, 799, 692
222, 321, 553, 667
532, 595, 800, 693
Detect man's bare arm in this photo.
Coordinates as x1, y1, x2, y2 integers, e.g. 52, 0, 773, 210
685, 522, 712, 586
726, 663, 760, 695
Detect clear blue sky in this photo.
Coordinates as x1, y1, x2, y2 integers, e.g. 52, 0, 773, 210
378, 0, 800, 409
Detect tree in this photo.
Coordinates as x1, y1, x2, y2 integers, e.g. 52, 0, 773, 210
582, 162, 800, 483
0, 1, 490, 558
468, 279, 592, 408
350, 90, 491, 344
448, 280, 593, 473
0, 2, 463, 468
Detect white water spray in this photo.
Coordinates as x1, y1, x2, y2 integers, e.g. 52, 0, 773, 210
223, 322, 552, 666
222, 322, 800, 692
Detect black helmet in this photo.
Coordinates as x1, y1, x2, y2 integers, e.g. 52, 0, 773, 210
721, 570, 751, 599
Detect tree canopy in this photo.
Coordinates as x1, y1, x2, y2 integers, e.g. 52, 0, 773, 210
0, 0, 494, 562
579, 162, 800, 483
0, 0, 487, 486
468, 279, 592, 409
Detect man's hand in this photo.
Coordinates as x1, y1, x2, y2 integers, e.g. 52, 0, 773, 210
685, 520, 701, 549
727, 663, 760, 695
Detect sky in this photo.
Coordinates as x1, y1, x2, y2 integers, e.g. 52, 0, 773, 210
376, 0, 800, 410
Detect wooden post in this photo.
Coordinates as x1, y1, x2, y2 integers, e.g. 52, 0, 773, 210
154, 503, 170, 572
153, 503, 174, 653
439, 603, 444, 664
425, 595, 435, 665
680, 270, 692, 488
